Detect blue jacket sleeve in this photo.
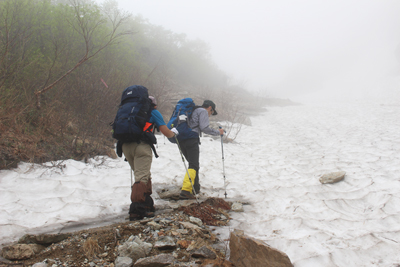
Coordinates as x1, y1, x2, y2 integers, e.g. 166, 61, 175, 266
149, 109, 166, 127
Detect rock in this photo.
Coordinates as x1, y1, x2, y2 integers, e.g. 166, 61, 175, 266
179, 221, 201, 230
177, 240, 191, 249
211, 242, 228, 257
158, 218, 173, 225
115, 256, 133, 267
319, 171, 346, 184
175, 229, 189, 235
191, 246, 217, 259
231, 202, 244, 212
1, 244, 45, 260
154, 236, 176, 250
187, 238, 207, 252
32, 262, 48, 267
146, 221, 162, 230
118, 235, 152, 262
18, 233, 71, 245
189, 216, 203, 226
156, 185, 181, 199
133, 253, 175, 266
8, 197, 283, 267
229, 229, 293, 267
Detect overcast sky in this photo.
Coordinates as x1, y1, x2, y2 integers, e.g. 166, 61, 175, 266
101, 0, 400, 101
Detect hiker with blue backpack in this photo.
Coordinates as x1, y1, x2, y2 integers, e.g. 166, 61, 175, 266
112, 85, 177, 221
167, 99, 224, 199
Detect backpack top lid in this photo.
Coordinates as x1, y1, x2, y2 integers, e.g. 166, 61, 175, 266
121, 85, 149, 105
176, 98, 195, 112
172, 98, 196, 118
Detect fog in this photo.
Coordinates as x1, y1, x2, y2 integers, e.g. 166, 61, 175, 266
103, 0, 400, 102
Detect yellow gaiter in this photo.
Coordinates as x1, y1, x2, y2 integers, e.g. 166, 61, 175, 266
181, 168, 197, 193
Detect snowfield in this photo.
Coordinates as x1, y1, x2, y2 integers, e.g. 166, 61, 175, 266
1, 100, 400, 267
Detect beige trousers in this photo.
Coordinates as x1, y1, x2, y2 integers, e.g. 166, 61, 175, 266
122, 142, 153, 184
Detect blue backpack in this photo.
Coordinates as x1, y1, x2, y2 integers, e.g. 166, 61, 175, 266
167, 98, 199, 143
112, 85, 154, 144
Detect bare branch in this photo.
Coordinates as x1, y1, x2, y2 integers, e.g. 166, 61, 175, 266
34, 0, 133, 108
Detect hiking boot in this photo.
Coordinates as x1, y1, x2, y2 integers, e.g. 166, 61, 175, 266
129, 213, 142, 221
179, 190, 196, 200
144, 194, 155, 212
129, 211, 154, 221
144, 211, 155, 218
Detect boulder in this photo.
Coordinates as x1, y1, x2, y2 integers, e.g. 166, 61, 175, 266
118, 235, 152, 262
19, 233, 71, 245
319, 171, 346, 184
156, 185, 181, 199
229, 229, 293, 267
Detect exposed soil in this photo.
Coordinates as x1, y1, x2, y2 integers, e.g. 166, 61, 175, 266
179, 198, 232, 226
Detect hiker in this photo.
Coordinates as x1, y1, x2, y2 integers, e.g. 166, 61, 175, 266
114, 87, 177, 220
177, 100, 224, 199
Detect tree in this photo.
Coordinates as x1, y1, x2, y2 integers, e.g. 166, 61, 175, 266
34, 0, 133, 108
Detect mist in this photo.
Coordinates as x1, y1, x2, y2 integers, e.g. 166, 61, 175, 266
102, 0, 400, 102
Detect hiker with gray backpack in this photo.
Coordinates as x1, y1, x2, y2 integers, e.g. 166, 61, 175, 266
167, 99, 224, 199
112, 85, 178, 220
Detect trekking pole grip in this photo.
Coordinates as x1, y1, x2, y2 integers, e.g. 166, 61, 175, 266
219, 126, 226, 136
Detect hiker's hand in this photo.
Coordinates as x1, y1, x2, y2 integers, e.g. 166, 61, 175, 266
171, 127, 179, 135
218, 128, 225, 136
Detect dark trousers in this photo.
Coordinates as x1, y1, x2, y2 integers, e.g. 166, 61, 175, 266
179, 138, 200, 191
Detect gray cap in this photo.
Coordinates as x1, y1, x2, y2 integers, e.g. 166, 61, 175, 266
203, 100, 217, 115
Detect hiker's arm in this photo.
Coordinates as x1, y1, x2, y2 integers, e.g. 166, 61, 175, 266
198, 109, 220, 136
151, 110, 175, 138
159, 125, 175, 138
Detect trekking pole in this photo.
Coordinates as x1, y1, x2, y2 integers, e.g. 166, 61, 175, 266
173, 132, 199, 204
219, 126, 227, 199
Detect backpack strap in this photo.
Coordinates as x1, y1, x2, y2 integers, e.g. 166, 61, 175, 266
149, 143, 159, 158
142, 121, 159, 158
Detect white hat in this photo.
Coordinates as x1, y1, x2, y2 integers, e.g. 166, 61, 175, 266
149, 96, 157, 106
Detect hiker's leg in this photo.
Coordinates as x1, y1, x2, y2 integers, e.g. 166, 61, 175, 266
181, 168, 197, 193
179, 138, 200, 194
123, 142, 154, 219
122, 141, 152, 193
132, 142, 153, 184
122, 142, 138, 171
133, 142, 154, 211
180, 138, 200, 171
